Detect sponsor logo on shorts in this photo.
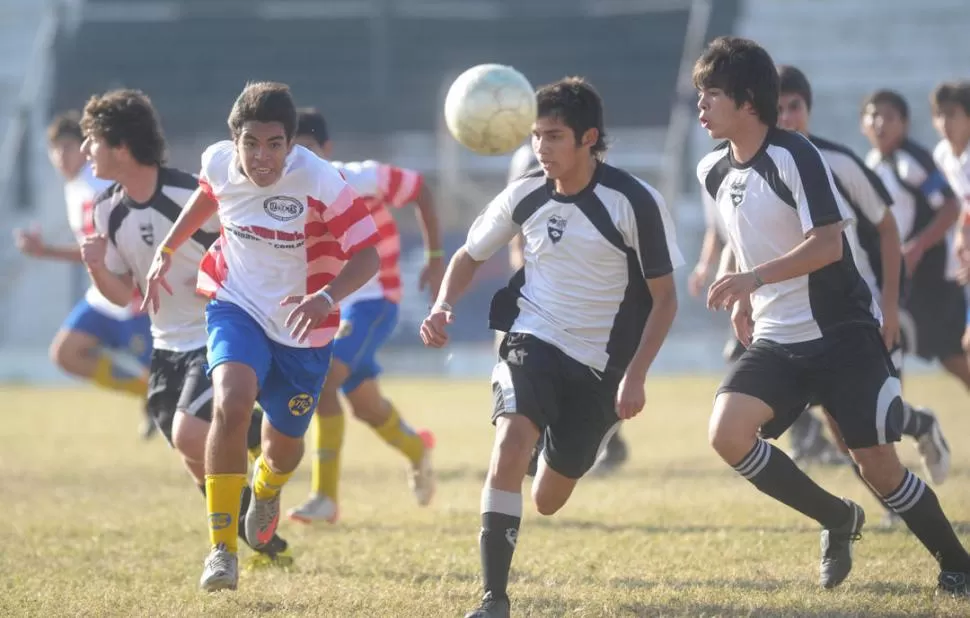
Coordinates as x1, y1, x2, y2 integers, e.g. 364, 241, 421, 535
263, 196, 304, 221
288, 393, 314, 416
209, 512, 232, 530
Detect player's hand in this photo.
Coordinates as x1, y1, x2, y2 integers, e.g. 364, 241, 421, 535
79, 234, 107, 270
880, 302, 900, 351
419, 256, 445, 301
13, 225, 45, 257
281, 293, 334, 344
707, 271, 760, 311
419, 305, 454, 348
141, 248, 174, 314
730, 296, 755, 348
687, 264, 709, 298
901, 240, 924, 276
616, 369, 646, 419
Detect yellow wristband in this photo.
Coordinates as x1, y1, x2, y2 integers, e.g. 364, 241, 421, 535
160, 245, 174, 256
427, 249, 444, 259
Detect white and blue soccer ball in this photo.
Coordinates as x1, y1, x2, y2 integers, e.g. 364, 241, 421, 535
444, 64, 537, 156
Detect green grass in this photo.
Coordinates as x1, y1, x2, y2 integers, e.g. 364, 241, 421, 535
3, 374, 970, 617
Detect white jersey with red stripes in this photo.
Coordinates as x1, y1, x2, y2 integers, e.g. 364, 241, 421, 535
333, 160, 422, 305
64, 164, 134, 319
196, 141, 379, 348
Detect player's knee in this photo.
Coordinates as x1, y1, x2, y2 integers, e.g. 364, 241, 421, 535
489, 419, 536, 481
850, 444, 904, 492
708, 394, 766, 460
213, 388, 254, 428
532, 486, 567, 516
171, 415, 207, 463
49, 332, 80, 373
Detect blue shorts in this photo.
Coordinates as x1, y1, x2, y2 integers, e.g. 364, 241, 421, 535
333, 298, 399, 394
205, 300, 331, 438
62, 298, 153, 368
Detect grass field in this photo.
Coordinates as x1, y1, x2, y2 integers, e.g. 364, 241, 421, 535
3, 374, 970, 617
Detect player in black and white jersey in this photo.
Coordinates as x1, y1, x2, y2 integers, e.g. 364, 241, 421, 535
421, 78, 682, 618
930, 81, 970, 350
861, 90, 970, 391
695, 37, 970, 596
75, 89, 291, 568
505, 142, 631, 477
776, 66, 951, 495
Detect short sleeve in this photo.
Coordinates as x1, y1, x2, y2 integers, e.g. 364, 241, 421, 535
198, 141, 233, 200
93, 203, 129, 276
376, 162, 423, 208
898, 144, 955, 209
779, 139, 846, 234
465, 187, 519, 262
312, 159, 378, 254
621, 181, 685, 279
824, 149, 891, 226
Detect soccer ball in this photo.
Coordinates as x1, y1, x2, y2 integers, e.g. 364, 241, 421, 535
444, 64, 537, 156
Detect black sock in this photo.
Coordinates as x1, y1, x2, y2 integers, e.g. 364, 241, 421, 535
480, 487, 522, 600
882, 469, 970, 572
901, 404, 932, 437
850, 463, 894, 515
734, 439, 849, 528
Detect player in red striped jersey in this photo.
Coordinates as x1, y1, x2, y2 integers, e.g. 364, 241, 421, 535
13, 111, 155, 439
142, 83, 380, 592
286, 108, 444, 524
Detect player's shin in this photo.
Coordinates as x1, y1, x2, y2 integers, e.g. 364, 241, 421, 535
310, 402, 344, 500
372, 400, 425, 465
480, 486, 522, 601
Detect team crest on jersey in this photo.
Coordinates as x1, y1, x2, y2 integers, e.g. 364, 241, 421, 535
546, 215, 567, 244
729, 179, 746, 207
288, 393, 314, 416
264, 196, 304, 222
139, 223, 154, 245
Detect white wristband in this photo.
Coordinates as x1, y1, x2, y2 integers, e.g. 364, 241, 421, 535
316, 288, 336, 306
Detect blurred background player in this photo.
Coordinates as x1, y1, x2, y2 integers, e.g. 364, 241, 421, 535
142, 82, 379, 591
930, 80, 970, 352
286, 108, 441, 524
422, 77, 681, 618
861, 90, 970, 392
76, 88, 290, 567
13, 111, 155, 439
776, 65, 951, 523
505, 141, 631, 477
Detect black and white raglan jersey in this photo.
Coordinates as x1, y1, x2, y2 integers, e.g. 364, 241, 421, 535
93, 167, 218, 352
810, 135, 895, 298
933, 139, 970, 215
466, 163, 684, 372
866, 139, 957, 281
697, 127, 879, 344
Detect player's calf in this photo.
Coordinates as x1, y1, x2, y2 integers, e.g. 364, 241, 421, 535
531, 460, 578, 516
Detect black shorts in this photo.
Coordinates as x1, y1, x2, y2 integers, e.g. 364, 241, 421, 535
718, 325, 904, 450
904, 279, 966, 362
492, 333, 621, 479
147, 347, 213, 446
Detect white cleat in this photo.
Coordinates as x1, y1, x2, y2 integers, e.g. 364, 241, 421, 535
409, 430, 436, 507
199, 543, 238, 592
287, 494, 339, 524
915, 409, 951, 485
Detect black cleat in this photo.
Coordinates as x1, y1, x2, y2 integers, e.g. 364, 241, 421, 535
938, 571, 970, 596
820, 499, 865, 589
464, 591, 510, 618
244, 534, 294, 570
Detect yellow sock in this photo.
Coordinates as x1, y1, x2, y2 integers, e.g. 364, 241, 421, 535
311, 412, 344, 499
205, 474, 247, 553
252, 455, 294, 500
373, 401, 425, 465
92, 354, 147, 397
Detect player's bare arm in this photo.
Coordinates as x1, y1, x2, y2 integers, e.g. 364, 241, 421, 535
904, 195, 959, 273
875, 209, 902, 348
79, 233, 136, 306
420, 246, 484, 348
283, 244, 380, 343
689, 224, 722, 297
13, 226, 82, 262
143, 187, 218, 313
708, 222, 843, 310
412, 183, 445, 298
617, 273, 677, 419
